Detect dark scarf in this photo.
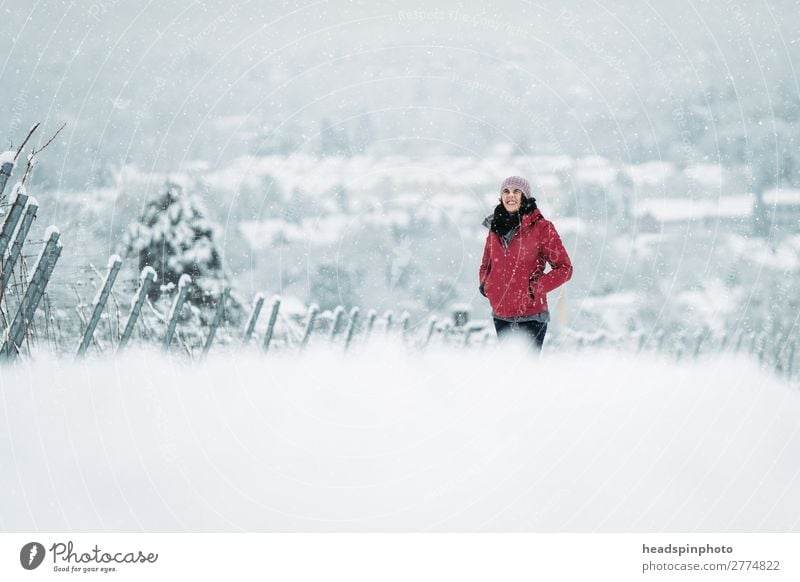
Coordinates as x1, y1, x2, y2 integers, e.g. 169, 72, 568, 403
490, 197, 538, 237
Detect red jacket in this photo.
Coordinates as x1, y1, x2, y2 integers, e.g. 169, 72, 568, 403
479, 209, 573, 318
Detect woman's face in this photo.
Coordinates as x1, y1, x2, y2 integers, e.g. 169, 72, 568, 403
501, 186, 524, 213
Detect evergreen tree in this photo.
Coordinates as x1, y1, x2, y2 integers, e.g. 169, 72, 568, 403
122, 180, 226, 307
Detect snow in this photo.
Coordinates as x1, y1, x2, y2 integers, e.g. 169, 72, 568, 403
553, 216, 588, 235
107, 254, 122, 268
763, 188, 800, 206
177, 273, 191, 288
685, 164, 724, 189
634, 194, 754, 223
676, 279, 741, 324
0, 150, 15, 166
625, 161, 676, 186
1, 345, 798, 531
43, 224, 60, 239
574, 156, 616, 186
725, 234, 800, 271
9, 182, 26, 202
140, 265, 158, 282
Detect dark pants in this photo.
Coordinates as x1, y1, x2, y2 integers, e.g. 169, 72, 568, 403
493, 318, 547, 351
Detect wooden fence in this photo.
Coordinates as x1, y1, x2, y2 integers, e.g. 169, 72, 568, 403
0, 154, 798, 386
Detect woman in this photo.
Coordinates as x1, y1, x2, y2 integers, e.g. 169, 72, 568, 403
479, 176, 573, 350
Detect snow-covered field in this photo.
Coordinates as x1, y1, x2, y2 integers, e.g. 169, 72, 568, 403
2, 342, 798, 532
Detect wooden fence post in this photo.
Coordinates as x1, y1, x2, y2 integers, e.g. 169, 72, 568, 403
163, 274, 191, 350
328, 305, 344, 341
1, 228, 61, 358
299, 304, 319, 350
655, 329, 666, 352
383, 310, 393, 333
363, 309, 377, 342
76, 255, 122, 357
400, 311, 410, 341
0, 154, 15, 199
343, 307, 359, 352
262, 296, 281, 352
692, 330, 704, 358
24, 236, 63, 352
0, 197, 37, 297
241, 293, 264, 345
0, 185, 28, 258
734, 330, 745, 352
201, 287, 230, 357
422, 317, 437, 348
118, 267, 157, 350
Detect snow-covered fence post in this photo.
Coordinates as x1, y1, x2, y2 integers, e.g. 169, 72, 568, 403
750, 332, 763, 361
422, 317, 437, 348
1, 228, 61, 358
383, 310, 393, 333
719, 327, 732, 352
363, 309, 377, 342
770, 334, 783, 374
241, 293, 264, 345
118, 267, 157, 350
462, 322, 486, 347
328, 305, 344, 341
439, 321, 452, 346
655, 329, 666, 352
163, 274, 191, 350
24, 234, 63, 351
400, 311, 410, 341
0, 196, 37, 297
734, 330, 745, 352
0, 151, 15, 199
262, 296, 281, 352
343, 307, 359, 352
0, 184, 28, 258
202, 287, 230, 357
299, 304, 319, 351
692, 330, 705, 358
76, 255, 122, 357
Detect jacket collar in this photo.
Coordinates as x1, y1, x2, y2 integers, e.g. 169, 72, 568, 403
482, 208, 543, 230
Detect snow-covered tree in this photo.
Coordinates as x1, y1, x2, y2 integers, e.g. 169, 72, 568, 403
122, 180, 225, 307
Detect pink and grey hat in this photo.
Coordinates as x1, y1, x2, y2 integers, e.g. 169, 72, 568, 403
500, 175, 531, 198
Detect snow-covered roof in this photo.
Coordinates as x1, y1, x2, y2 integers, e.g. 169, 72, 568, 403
634, 194, 754, 222
573, 155, 616, 186
762, 188, 800, 206
685, 164, 724, 188
625, 161, 676, 186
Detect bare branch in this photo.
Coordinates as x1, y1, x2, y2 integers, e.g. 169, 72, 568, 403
18, 123, 67, 186
14, 123, 40, 161
32, 122, 66, 156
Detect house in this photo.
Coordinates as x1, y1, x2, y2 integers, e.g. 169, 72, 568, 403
633, 194, 754, 234
760, 188, 800, 232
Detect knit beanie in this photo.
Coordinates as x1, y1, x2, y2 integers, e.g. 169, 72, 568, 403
500, 176, 531, 199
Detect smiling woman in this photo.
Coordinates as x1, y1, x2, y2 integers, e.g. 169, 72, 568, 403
478, 175, 573, 351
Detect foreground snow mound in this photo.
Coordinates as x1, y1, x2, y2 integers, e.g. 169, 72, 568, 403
1, 341, 798, 532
